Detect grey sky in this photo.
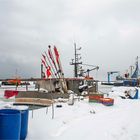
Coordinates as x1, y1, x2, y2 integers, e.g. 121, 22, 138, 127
0, 0, 140, 80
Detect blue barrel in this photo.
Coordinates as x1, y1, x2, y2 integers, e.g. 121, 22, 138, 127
15, 106, 29, 140
0, 109, 21, 140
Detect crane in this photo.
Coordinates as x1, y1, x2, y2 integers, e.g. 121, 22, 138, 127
107, 71, 119, 83
79, 64, 99, 79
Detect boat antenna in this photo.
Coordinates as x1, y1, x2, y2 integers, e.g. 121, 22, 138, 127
70, 43, 82, 77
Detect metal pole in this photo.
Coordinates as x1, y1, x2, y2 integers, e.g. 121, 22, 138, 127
46, 107, 48, 115
49, 78, 54, 119
74, 43, 77, 77
108, 72, 110, 83
41, 64, 43, 78
130, 65, 133, 77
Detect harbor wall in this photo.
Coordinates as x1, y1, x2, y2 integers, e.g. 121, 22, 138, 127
36, 78, 98, 94
16, 91, 69, 99
16, 79, 98, 99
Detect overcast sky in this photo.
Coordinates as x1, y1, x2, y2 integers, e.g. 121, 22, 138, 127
0, 0, 140, 80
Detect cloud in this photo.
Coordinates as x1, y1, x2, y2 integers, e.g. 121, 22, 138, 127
0, 0, 140, 80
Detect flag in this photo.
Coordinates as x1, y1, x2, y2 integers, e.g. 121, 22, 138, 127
46, 66, 51, 78
54, 46, 63, 75
41, 59, 46, 68
42, 54, 46, 62
48, 48, 56, 67
4, 90, 18, 98
54, 46, 59, 65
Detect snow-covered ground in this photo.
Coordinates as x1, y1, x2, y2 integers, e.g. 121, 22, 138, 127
1, 84, 140, 140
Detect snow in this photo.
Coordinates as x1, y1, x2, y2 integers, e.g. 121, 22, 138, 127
1, 84, 140, 140
26, 97, 140, 140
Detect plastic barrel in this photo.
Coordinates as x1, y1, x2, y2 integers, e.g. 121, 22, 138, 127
0, 109, 21, 140
15, 105, 29, 140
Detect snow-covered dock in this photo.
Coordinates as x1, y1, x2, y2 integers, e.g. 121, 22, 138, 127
0, 84, 140, 140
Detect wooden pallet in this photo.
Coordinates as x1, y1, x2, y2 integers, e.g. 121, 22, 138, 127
15, 98, 54, 107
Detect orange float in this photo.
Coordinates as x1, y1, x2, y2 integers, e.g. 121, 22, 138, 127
100, 98, 114, 106
89, 94, 104, 103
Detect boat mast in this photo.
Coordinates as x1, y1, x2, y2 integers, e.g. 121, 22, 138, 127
131, 56, 139, 78
70, 43, 82, 77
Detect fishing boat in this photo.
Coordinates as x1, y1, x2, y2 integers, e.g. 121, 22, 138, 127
102, 56, 140, 86
1, 79, 30, 86
122, 56, 140, 86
